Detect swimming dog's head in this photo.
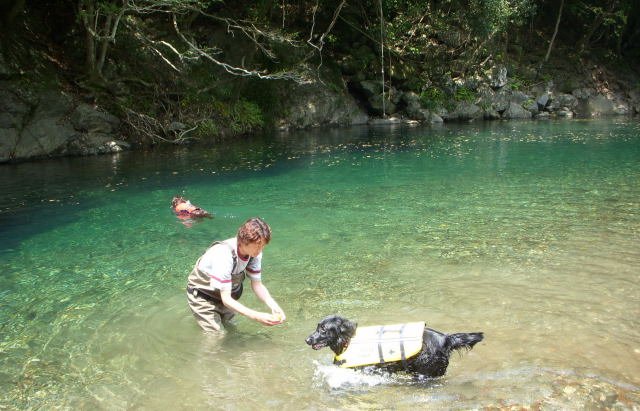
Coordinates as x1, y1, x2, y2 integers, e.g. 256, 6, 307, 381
305, 315, 357, 355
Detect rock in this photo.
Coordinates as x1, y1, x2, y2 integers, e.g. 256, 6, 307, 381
426, 111, 444, 123
0, 88, 30, 128
356, 80, 381, 98
484, 110, 501, 120
13, 91, 77, 159
368, 94, 397, 116
502, 102, 532, 119
572, 88, 596, 99
388, 87, 402, 105
488, 65, 508, 89
491, 88, 511, 112
556, 108, 574, 117
0, 84, 128, 162
576, 94, 616, 116
611, 92, 631, 114
71, 104, 120, 134
0, 128, 19, 162
441, 75, 457, 96
454, 76, 481, 91
450, 102, 483, 121
524, 99, 539, 114
401, 91, 424, 119
102, 140, 131, 153
536, 93, 550, 110
530, 81, 554, 96
628, 88, 640, 113
411, 109, 443, 123
17, 117, 77, 159
276, 81, 368, 129
551, 93, 578, 110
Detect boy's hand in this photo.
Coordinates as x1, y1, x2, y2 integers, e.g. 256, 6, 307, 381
271, 310, 286, 324
255, 311, 281, 326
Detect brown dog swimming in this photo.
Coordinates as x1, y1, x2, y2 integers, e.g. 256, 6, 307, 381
171, 196, 213, 218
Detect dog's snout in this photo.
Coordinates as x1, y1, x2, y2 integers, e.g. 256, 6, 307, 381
305, 335, 313, 345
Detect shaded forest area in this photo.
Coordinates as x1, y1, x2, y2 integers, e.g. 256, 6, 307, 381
1, 0, 639, 145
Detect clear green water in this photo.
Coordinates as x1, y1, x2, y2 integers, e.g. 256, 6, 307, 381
1, 118, 639, 409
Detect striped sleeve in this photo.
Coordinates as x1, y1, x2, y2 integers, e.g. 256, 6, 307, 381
246, 253, 262, 281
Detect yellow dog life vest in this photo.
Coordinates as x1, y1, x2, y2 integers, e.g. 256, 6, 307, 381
334, 322, 425, 368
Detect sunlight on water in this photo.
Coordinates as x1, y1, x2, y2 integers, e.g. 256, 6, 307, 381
1, 118, 639, 409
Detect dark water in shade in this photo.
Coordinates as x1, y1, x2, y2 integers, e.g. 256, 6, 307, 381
1, 118, 639, 409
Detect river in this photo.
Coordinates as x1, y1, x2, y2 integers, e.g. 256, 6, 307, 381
1, 118, 639, 409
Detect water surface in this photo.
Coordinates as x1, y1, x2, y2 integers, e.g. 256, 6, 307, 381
1, 118, 639, 409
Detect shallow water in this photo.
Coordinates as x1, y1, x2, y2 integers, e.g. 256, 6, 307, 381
1, 118, 639, 410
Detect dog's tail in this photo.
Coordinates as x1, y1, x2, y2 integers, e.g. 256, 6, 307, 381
446, 332, 484, 352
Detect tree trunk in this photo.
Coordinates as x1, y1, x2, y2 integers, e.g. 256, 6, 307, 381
544, 0, 564, 63
97, 14, 113, 74
80, 0, 99, 81
379, 0, 386, 117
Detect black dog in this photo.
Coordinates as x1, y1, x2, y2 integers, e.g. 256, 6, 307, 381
305, 314, 483, 378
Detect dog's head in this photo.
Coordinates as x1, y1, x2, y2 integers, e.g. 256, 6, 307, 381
172, 196, 186, 208
305, 315, 357, 355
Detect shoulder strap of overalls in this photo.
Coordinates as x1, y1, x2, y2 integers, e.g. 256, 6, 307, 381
207, 241, 239, 273
206, 241, 253, 272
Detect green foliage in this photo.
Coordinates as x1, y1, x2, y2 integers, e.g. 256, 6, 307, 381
419, 86, 446, 110
509, 76, 525, 91
195, 119, 219, 137
182, 94, 265, 136
226, 100, 265, 134
454, 87, 474, 102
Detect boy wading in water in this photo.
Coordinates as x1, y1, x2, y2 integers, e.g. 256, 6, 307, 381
187, 217, 285, 332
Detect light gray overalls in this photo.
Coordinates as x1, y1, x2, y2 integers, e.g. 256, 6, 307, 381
186, 241, 249, 332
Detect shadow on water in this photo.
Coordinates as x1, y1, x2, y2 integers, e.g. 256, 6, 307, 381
0, 123, 443, 252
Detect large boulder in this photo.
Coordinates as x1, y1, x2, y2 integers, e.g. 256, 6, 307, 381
548, 93, 578, 112
71, 104, 120, 134
448, 102, 483, 121
368, 93, 398, 116
536, 93, 551, 110
8, 91, 77, 160
502, 102, 532, 119
0, 86, 126, 162
276, 81, 368, 129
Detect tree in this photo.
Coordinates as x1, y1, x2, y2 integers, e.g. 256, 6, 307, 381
544, 0, 564, 63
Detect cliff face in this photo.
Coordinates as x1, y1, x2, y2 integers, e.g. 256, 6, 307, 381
1, 2, 638, 163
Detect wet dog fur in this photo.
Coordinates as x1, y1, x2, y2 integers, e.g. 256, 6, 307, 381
171, 196, 212, 218
305, 314, 483, 378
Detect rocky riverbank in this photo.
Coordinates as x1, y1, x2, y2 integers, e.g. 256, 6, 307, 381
2, 60, 638, 164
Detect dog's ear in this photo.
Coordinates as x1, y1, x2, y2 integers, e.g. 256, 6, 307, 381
340, 319, 357, 338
